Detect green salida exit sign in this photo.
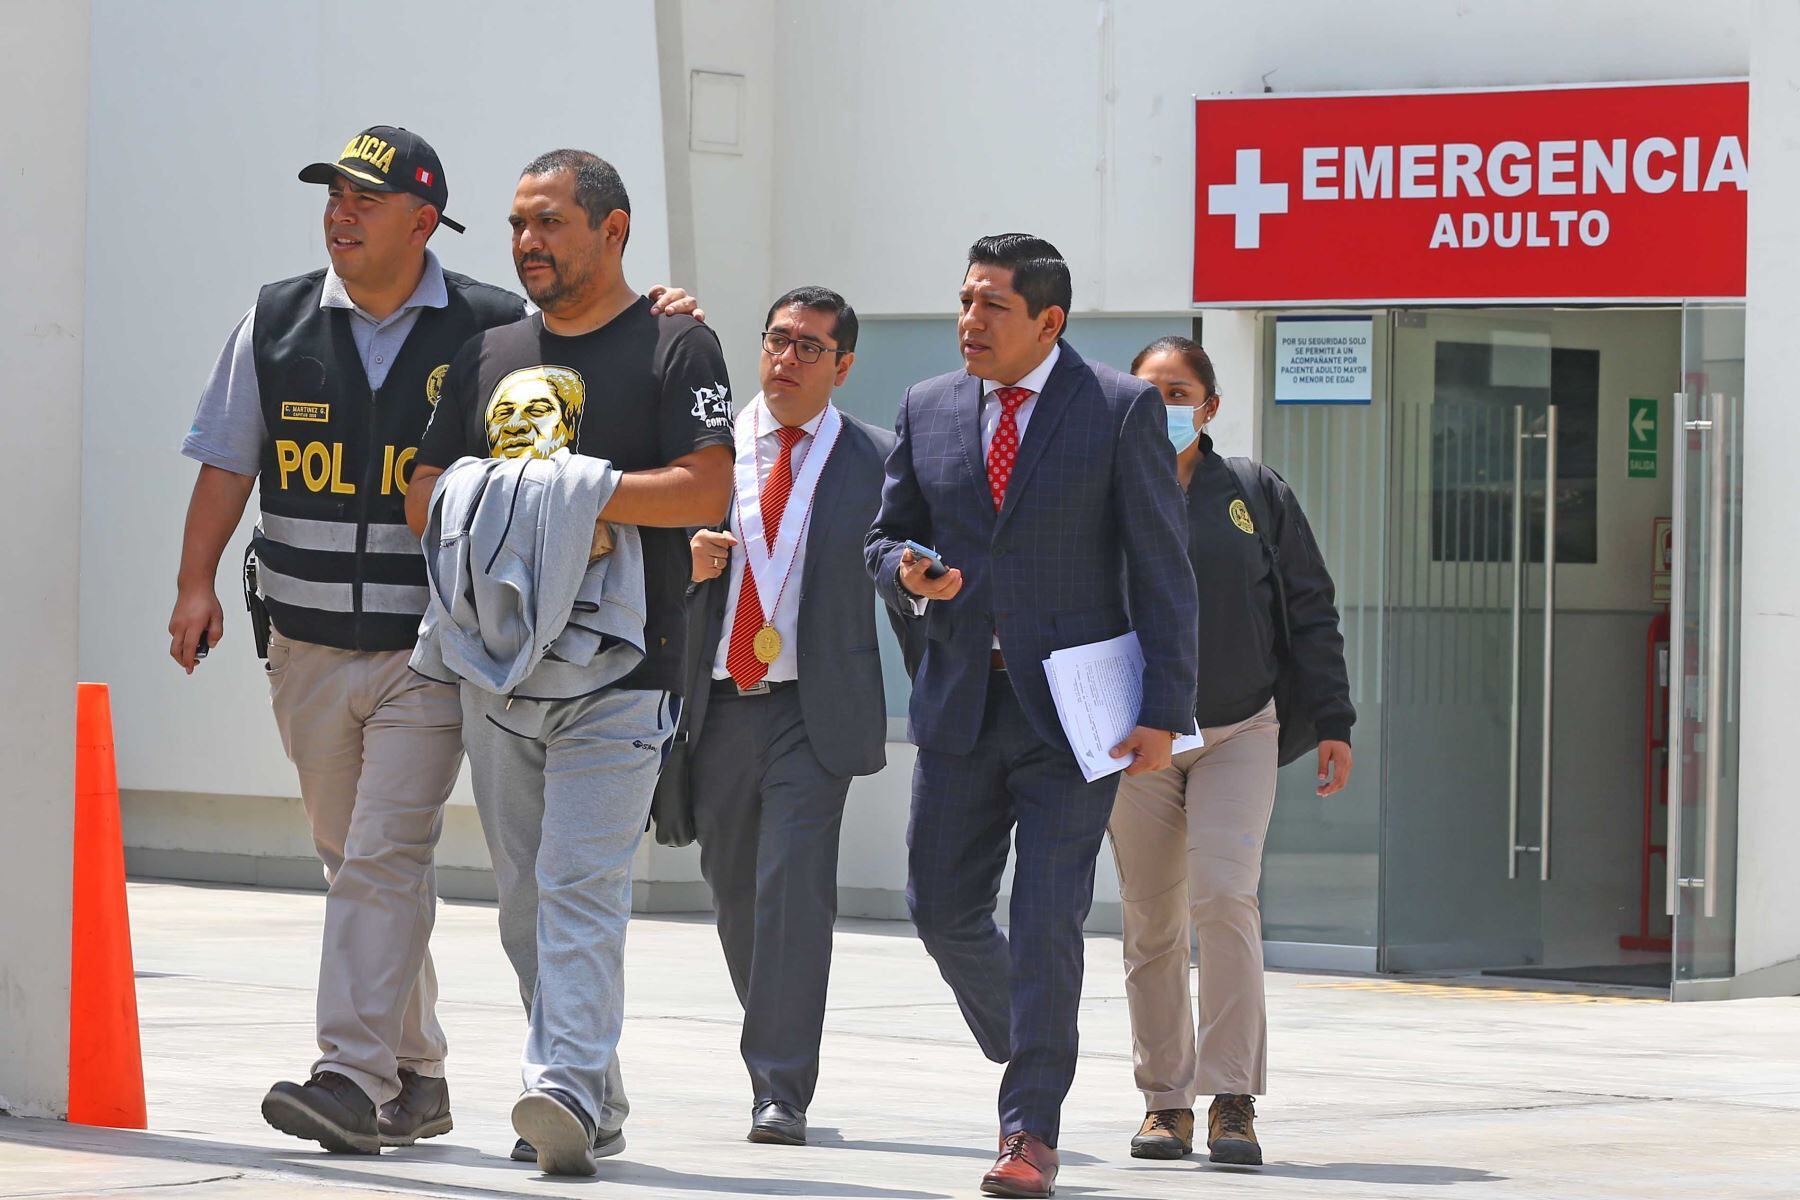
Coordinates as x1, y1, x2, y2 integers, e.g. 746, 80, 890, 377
1628, 397, 1658, 479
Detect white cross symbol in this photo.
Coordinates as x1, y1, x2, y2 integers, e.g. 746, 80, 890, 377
1208, 148, 1289, 250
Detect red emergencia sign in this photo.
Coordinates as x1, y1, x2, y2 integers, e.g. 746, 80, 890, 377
1192, 80, 1747, 306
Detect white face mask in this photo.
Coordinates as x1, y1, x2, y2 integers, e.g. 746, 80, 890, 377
1164, 403, 1201, 450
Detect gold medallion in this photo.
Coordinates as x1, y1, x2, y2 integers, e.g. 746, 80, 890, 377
1229, 498, 1256, 535
753, 624, 783, 664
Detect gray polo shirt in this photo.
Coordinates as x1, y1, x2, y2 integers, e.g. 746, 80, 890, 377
181, 250, 454, 477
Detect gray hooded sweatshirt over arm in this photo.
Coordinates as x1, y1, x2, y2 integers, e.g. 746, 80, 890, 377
411, 451, 647, 699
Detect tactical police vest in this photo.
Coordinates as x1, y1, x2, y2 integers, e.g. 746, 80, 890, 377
251, 269, 522, 651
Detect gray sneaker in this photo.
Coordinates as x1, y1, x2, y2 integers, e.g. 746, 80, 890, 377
511, 1128, 623, 1164
511, 1089, 625, 1175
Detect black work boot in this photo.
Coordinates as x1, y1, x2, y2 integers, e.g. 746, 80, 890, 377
262, 1070, 380, 1154
378, 1068, 453, 1147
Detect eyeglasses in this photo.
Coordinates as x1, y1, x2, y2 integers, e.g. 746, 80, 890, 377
761, 331, 844, 365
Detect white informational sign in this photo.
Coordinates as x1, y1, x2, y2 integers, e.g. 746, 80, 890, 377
1275, 315, 1374, 405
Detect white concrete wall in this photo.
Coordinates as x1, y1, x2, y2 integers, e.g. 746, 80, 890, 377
676, 0, 778, 408
82, 0, 671, 803
1736, 0, 1800, 979
765, 0, 1749, 452
0, 0, 89, 1119
767, 0, 1747, 320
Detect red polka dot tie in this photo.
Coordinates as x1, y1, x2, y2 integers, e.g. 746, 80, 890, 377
726, 425, 805, 689
987, 386, 1032, 511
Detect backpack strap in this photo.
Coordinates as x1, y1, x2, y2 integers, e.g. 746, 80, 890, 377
1222, 456, 1292, 657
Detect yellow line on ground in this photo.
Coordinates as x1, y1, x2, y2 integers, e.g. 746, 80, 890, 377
1295, 980, 1658, 1005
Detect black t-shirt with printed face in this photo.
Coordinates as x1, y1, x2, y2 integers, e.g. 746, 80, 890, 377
417, 298, 734, 695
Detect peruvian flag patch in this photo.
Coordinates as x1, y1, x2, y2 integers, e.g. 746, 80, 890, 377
415, 167, 434, 186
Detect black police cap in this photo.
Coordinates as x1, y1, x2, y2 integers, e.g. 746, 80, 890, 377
299, 125, 465, 233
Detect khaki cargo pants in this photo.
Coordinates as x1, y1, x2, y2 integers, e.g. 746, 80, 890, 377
267, 630, 463, 1106
1107, 701, 1279, 1104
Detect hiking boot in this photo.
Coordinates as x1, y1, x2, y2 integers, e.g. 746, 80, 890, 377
1207, 1093, 1262, 1166
1129, 1107, 1194, 1159
378, 1068, 453, 1147
262, 1070, 380, 1154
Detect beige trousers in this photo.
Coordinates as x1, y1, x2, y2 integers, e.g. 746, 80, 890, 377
1107, 700, 1279, 1105
267, 631, 464, 1106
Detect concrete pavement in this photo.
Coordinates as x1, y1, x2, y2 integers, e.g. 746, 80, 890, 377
2, 879, 1798, 1198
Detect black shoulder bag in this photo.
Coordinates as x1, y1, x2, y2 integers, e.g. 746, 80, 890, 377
1222, 457, 1318, 768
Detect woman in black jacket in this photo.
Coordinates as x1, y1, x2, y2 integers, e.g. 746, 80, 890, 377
1109, 336, 1354, 1167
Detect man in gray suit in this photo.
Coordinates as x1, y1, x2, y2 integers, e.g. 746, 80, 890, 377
652, 286, 894, 1146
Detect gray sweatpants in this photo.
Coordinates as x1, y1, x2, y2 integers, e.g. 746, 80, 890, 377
460, 685, 674, 1131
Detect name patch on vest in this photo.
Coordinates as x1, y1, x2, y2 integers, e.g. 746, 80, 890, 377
281, 401, 331, 424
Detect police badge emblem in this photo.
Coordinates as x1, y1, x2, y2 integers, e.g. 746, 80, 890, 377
426, 363, 449, 407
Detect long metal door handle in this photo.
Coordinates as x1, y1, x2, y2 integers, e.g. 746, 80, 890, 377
1507, 406, 1526, 879
1665, 392, 1687, 917
1540, 405, 1557, 882
1702, 394, 1727, 918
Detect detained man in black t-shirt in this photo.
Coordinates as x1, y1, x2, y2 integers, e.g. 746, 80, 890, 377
409, 149, 732, 1176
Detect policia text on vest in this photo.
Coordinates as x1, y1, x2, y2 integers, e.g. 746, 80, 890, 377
251, 269, 523, 652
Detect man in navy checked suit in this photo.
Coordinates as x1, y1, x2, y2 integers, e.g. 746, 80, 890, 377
867, 234, 1198, 1198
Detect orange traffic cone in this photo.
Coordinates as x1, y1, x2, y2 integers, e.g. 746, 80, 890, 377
67, 682, 147, 1128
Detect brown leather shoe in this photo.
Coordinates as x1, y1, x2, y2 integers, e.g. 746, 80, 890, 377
1130, 1107, 1194, 1159
981, 1130, 1059, 1197
1207, 1093, 1262, 1166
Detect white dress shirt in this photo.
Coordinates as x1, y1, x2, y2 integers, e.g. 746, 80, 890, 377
712, 403, 830, 682
907, 345, 1063, 633
979, 342, 1060, 460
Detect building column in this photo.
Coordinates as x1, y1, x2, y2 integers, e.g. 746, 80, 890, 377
1736, 0, 1800, 983
0, 0, 90, 1118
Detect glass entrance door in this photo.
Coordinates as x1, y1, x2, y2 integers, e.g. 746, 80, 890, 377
1379, 312, 1559, 970
1377, 308, 1679, 979
1668, 305, 1745, 993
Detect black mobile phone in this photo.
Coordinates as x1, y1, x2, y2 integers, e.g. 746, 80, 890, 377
901, 539, 949, 579
196, 632, 210, 660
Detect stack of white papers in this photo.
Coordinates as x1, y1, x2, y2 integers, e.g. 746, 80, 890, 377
1042, 631, 1204, 783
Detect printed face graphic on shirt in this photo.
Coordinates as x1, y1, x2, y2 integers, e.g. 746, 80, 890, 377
485, 365, 586, 459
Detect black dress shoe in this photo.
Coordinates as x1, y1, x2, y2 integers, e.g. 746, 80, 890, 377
748, 1099, 807, 1146
262, 1070, 380, 1154
511, 1127, 624, 1164
379, 1069, 453, 1147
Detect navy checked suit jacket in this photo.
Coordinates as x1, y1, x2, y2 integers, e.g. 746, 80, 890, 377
865, 340, 1199, 757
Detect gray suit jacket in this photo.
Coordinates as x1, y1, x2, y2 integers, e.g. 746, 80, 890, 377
652, 411, 898, 846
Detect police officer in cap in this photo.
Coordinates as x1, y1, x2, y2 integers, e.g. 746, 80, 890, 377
166, 125, 698, 1155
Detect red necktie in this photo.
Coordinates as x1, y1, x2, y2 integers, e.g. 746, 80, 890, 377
986, 386, 1032, 511
726, 425, 805, 688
